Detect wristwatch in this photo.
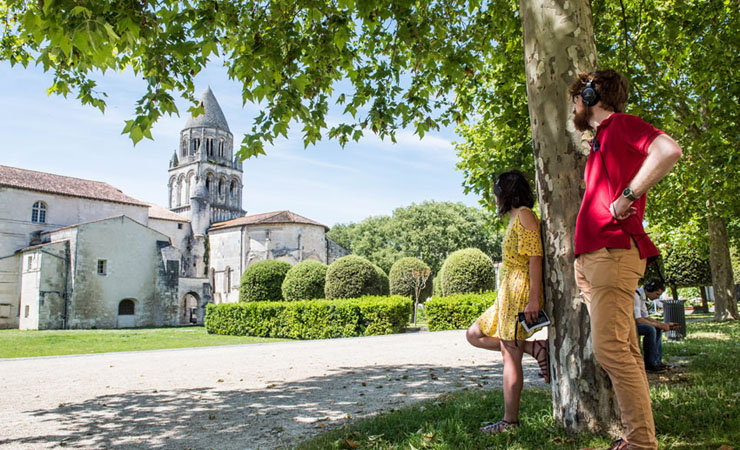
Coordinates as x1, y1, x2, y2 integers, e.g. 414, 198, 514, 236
622, 187, 639, 202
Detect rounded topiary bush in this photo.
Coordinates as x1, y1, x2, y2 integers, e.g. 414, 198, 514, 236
389, 257, 433, 301
372, 264, 390, 296
325, 255, 385, 299
281, 260, 328, 301
440, 248, 495, 296
432, 274, 442, 296
239, 260, 292, 302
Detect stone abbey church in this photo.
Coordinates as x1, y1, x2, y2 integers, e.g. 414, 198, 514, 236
0, 88, 346, 330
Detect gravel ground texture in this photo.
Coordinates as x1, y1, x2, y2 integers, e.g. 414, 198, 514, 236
0, 328, 547, 450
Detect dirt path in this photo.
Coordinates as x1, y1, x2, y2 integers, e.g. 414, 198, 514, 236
0, 329, 547, 450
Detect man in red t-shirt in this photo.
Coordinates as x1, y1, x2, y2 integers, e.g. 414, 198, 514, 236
570, 70, 682, 450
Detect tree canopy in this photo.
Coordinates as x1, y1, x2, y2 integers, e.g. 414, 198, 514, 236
2, 0, 499, 157
327, 201, 503, 275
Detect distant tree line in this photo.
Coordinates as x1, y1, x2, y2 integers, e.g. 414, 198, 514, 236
328, 201, 503, 276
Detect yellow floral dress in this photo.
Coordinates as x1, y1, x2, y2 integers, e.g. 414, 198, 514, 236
477, 207, 544, 341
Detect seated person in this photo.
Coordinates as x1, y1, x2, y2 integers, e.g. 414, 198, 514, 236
634, 278, 678, 373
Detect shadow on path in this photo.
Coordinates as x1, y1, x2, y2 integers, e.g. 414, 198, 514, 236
1, 360, 543, 450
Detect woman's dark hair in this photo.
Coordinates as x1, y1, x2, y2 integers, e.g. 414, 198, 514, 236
493, 170, 535, 216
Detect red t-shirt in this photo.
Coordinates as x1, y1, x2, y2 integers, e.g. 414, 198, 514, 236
574, 113, 663, 259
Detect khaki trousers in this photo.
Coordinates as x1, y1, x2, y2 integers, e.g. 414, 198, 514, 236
574, 241, 657, 450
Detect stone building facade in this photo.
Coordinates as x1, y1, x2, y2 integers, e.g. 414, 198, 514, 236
0, 87, 345, 329
18, 216, 181, 330
208, 211, 348, 303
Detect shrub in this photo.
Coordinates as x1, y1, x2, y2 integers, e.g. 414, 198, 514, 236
282, 260, 328, 301
389, 257, 433, 301
239, 260, 292, 302
205, 295, 412, 338
439, 248, 495, 296
425, 292, 494, 331
372, 264, 390, 296
325, 255, 386, 299
432, 274, 442, 296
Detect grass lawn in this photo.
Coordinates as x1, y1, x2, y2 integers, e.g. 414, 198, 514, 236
298, 320, 740, 450
0, 326, 287, 358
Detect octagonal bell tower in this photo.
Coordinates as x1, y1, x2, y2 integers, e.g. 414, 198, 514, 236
167, 87, 245, 234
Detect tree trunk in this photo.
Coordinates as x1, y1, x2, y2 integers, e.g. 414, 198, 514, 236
519, 0, 620, 434
699, 286, 709, 313
671, 285, 679, 300
706, 214, 739, 320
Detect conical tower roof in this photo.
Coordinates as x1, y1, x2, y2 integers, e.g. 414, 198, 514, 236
184, 86, 230, 132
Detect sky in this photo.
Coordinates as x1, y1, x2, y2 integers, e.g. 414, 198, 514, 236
0, 60, 482, 227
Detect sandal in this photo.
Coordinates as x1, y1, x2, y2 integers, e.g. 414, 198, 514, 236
532, 339, 551, 384
480, 419, 519, 434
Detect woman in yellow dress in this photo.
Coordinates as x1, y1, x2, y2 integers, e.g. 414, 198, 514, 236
465, 170, 550, 434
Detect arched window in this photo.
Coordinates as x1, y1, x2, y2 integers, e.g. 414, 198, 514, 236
230, 180, 237, 199
118, 299, 135, 315
31, 201, 47, 223
207, 138, 214, 157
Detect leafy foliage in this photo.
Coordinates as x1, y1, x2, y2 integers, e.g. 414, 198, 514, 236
439, 248, 495, 296
205, 295, 412, 339
388, 257, 433, 301
281, 260, 328, 301
325, 255, 386, 300
372, 263, 390, 296
239, 259, 292, 302
425, 292, 493, 331
327, 201, 503, 275
594, 0, 740, 283
650, 225, 712, 288
453, 0, 534, 214
1, 0, 497, 157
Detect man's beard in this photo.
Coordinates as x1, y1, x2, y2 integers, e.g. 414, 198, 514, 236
573, 107, 592, 132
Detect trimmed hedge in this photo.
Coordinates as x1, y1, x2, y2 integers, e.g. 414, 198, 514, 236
281, 260, 328, 301
240, 260, 292, 302
205, 295, 412, 339
389, 257, 433, 301
439, 248, 495, 296
425, 292, 495, 331
325, 255, 386, 299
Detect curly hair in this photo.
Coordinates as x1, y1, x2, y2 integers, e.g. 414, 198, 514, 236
493, 170, 535, 216
568, 69, 630, 113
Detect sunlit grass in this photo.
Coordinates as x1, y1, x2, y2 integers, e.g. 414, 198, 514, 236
0, 326, 287, 358
298, 321, 740, 449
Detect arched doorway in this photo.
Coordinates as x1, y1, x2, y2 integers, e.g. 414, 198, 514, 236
180, 292, 200, 325
117, 299, 136, 328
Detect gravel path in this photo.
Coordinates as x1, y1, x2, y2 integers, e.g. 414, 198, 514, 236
0, 329, 546, 450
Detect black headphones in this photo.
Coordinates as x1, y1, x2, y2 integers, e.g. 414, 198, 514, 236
644, 278, 664, 293
581, 79, 600, 107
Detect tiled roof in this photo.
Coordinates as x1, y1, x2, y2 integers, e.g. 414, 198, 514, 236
0, 165, 147, 207
209, 210, 328, 231
146, 203, 189, 222
184, 86, 231, 132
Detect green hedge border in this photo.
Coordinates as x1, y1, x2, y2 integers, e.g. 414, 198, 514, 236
205, 295, 412, 339
425, 292, 495, 331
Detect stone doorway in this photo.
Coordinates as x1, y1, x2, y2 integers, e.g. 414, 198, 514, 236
117, 299, 136, 328
180, 292, 200, 325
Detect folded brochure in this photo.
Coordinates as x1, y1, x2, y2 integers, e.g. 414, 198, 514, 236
517, 310, 551, 333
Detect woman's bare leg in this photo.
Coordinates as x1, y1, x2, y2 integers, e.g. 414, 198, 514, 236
466, 322, 501, 351
500, 340, 525, 422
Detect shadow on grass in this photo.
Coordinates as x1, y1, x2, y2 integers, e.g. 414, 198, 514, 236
0, 360, 547, 449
